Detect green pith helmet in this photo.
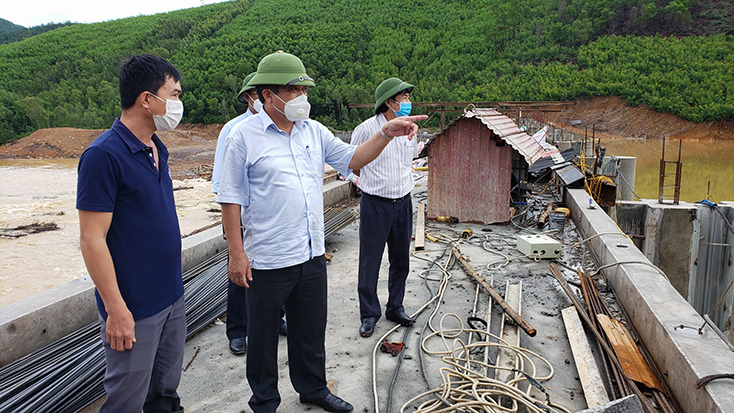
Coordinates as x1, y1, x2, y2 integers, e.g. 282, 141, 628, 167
236, 72, 257, 103
374, 77, 414, 114
247, 50, 315, 87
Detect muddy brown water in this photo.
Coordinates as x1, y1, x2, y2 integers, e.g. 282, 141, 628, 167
603, 138, 734, 203
0, 159, 220, 307
1, 138, 732, 307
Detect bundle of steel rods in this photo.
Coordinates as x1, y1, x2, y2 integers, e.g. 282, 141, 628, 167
183, 250, 228, 339
577, 269, 676, 413
324, 206, 358, 238
0, 250, 228, 412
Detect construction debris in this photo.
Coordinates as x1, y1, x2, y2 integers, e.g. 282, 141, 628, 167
0, 221, 59, 238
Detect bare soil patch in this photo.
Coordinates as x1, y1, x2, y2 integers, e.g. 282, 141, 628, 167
548, 96, 734, 141
0, 123, 223, 181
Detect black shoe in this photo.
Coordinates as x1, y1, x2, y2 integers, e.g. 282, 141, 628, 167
279, 321, 288, 337
386, 309, 415, 326
300, 393, 353, 412
228, 338, 246, 355
359, 317, 377, 337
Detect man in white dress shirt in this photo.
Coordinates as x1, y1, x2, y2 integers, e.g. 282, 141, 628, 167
211, 72, 287, 356
350, 78, 417, 337
216, 52, 426, 413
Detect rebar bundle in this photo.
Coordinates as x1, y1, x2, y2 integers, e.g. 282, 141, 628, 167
0, 250, 228, 413
324, 206, 358, 238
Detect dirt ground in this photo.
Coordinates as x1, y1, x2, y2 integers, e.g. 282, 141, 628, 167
0, 123, 222, 180
546, 96, 734, 141
1, 97, 732, 176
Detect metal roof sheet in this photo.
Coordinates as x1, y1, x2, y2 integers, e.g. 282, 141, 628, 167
419, 108, 545, 164
552, 161, 585, 186
465, 108, 545, 164
528, 148, 577, 173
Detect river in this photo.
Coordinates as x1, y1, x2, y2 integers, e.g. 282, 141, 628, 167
1, 138, 732, 308
0, 159, 219, 307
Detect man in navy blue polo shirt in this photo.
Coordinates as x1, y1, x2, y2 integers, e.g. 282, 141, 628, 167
77, 54, 185, 413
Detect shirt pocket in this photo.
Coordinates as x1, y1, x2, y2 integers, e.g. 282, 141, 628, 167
404, 138, 415, 167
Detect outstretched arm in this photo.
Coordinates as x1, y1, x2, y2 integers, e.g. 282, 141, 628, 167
349, 114, 427, 170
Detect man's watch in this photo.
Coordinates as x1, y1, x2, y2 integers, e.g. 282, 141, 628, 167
380, 128, 393, 142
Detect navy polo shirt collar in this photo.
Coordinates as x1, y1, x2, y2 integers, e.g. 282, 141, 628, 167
111, 118, 169, 155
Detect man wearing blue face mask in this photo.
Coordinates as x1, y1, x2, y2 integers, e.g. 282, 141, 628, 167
350, 77, 417, 338
217, 52, 426, 413
77, 54, 185, 413
212, 72, 287, 357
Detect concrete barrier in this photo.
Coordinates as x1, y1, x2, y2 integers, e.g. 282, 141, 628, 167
567, 188, 734, 413
0, 276, 96, 367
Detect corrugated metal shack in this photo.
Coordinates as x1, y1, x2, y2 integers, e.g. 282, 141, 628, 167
419, 108, 545, 224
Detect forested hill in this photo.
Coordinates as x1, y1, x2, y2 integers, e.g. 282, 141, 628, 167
0, 21, 77, 44
0, 18, 24, 35
0, 0, 732, 144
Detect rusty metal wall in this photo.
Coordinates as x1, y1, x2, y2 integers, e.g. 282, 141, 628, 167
426, 117, 512, 224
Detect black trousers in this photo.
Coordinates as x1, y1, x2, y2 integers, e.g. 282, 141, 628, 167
247, 255, 329, 413
357, 192, 412, 321
227, 281, 286, 340
226, 280, 248, 339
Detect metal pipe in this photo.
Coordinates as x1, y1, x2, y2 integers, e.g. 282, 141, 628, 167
703, 314, 734, 352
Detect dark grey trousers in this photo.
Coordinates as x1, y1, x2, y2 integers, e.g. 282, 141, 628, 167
99, 295, 186, 413
357, 192, 413, 320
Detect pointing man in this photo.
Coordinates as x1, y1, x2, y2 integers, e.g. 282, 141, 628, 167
351, 78, 418, 338
217, 51, 426, 413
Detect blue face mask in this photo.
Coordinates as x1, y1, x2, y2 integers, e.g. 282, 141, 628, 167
393, 101, 412, 117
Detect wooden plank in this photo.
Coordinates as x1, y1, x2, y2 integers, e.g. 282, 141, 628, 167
482, 277, 494, 376
414, 203, 425, 251
597, 314, 664, 392
451, 246, 536, 336
562, 306, 610, 407
496, 281, 522, 385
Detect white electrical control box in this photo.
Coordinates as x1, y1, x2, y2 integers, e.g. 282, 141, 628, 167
516, 234, 562, 259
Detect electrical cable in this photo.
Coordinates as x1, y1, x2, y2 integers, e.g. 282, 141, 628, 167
379, 237, 572, 413
373, 243, 455, 413
402, 314, 570, 413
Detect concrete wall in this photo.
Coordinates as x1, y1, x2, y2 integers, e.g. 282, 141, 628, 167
616, 200, 734, 343
568, 189, 734, 413
689, 203, 734, 345
640, 203, 698, 299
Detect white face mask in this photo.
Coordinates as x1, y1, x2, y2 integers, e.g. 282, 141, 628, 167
148, 93, 184, 131
273, 93, 310, 121
252, 97, 263, 114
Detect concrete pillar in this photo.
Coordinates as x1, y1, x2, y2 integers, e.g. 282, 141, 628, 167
615, 156, 637, 201
587, 156, 638, 201
642, 203, 697, 299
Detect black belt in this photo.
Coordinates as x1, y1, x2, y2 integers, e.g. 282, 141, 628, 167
364, 192, 410, 203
